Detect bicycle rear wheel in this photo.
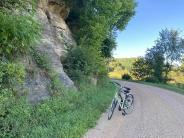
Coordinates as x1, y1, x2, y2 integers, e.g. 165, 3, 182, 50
108, 98, 117, 120
123, 94, 134, 115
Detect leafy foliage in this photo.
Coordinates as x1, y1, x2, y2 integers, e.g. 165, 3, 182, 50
101, 34, 117, 58
108, 58, 136, 79
31, 48, 51, 72
157, 29, 184, 64
132, 57, 151, 80
181, 66, 184, 72
0, 82, 116, 138
145, 29, 184, 82
122, 73, 132, 80
109, 58, 137, 71
63, 47, 107, 81
145, 46, 165, 82
0, 12, 40, 60
64, 0, 136, 81
0, 0, 36, 13
132, 29, 184, 83
0, 61, 25, 89
0, 0, 40, 91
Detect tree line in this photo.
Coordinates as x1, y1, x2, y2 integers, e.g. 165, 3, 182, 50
132, 29, 184, 83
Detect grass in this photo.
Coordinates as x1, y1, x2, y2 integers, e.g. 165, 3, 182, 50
133, 81, 184, 95
0, 82, 116, 138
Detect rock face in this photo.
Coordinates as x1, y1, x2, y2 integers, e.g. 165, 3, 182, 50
25, 0, 75, 104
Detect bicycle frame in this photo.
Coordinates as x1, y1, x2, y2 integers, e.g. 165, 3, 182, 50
114, 90, 127, 110
108, 82, 134, 120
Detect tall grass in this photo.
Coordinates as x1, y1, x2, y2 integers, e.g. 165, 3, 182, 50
0, 82, 116, 138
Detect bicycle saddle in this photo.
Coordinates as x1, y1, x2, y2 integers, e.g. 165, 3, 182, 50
123, 90, 130, 94
124, 87, 131, 91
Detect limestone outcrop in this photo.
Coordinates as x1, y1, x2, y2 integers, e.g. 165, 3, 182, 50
24, 0, 76, 104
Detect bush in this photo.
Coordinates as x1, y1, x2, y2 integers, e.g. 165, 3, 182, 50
132, 57, 151, 80
0, 12, 40, 60
0, 0, 36, 13
31, 48, 51, 71
63, 47, 107, 82
122, 73, 132, 80
0, 61, 25, 89
144, 77, 159, 83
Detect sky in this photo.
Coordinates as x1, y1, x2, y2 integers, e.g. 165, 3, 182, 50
113, 0, 184, 58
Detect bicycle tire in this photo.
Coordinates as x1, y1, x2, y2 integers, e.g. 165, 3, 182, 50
123, 94, 134, 115
108, 99, 117, 120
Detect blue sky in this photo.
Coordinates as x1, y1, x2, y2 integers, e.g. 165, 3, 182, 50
113, 0, 184, 58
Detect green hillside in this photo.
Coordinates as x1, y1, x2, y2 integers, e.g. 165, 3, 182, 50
109, 58, 136, 71
108, 58, 137, 79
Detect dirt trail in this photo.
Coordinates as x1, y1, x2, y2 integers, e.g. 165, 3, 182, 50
83, 81, 184, 138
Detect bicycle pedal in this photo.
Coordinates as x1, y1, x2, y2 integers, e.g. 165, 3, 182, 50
122, 112, 126, 116
118, 106, 122, 111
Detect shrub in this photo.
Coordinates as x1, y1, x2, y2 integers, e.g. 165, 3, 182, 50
0, 0, 37, 13
122, 73, 132, 80
0, 12, 40, 60
48, 73, 65, 95
132, 57, 151, 80
31, 48, 51, 72
62, 47, 107, 82
0, 61, 25, 89
144, 77, 159, 83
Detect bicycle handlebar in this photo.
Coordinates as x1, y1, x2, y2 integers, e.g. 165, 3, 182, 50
110, 81, 131, 90
110, 81, 122, 88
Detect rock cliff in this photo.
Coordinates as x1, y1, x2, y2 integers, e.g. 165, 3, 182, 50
24, 0, 75, 104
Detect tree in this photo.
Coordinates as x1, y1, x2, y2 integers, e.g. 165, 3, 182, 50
145, 46, 165, 82
132, 57, 151, 80
158, 29, 184, 63
101, 33, 117, 58
156, 29, 184, 79
144, 29, 184, 82
179, 58, 184, 72
64, 0, 136, 80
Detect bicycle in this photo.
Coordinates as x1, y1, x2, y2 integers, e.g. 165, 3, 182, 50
108, 82, 134, 120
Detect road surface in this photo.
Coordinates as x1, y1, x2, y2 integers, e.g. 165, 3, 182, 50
83, 81, 184, 138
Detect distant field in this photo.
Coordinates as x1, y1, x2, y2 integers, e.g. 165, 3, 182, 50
108, 58, 136, 79
108, 70, 129, 79
115, 58, 137, 70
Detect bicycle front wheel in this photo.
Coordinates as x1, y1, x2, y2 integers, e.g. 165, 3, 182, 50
123, 94, 134, 115
108, 98, 117, 120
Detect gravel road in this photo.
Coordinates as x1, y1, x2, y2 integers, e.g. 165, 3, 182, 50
83, 81, 184, 138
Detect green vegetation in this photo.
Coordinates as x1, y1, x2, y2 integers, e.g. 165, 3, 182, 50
0, 0, 135, 137
122, 73, 132, 80
30, 48, 51, 72
0, 0, 36, 12
0, 82, 116, 138
109, 29, 184, 93
131, 57, 150, 80
0, 0, 40, 90
63, 47, 106, 81
0, 12, 40, 60
0, 61, 25, 89
132, 29, 184, 83
108, 58, 136, 79
64, 0, 136, 81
